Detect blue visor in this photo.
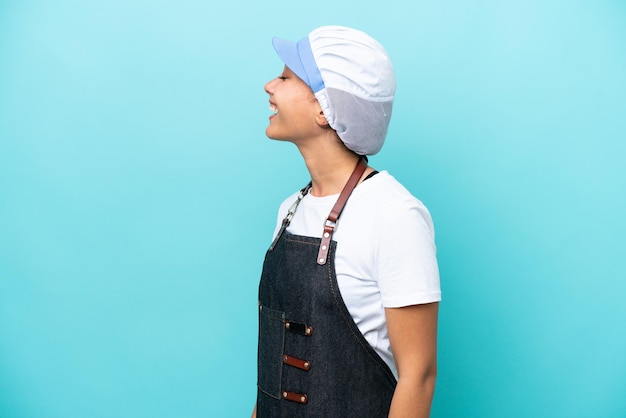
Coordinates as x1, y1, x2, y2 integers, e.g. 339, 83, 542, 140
272, 36, 325, 93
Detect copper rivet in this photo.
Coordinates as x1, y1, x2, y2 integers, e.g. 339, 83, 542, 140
319, 258, 324, 263
283, 392, 287, 398
322, 245, 327, 250
304, 362, 310, 369
306, 327, 311, 335
323, 232, 330, 238
300, 396, 306, 403
283, 355, 287, 361
285, 322, 290, 329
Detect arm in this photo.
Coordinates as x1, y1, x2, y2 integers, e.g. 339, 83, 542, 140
386, 302, 439, 418
251, 404, 257, 418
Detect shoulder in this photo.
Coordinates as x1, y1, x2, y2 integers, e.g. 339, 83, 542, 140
349, 171, 434, 235
354, 171, 424, 206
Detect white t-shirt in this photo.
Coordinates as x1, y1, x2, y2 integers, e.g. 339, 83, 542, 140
272, 170, 441, 377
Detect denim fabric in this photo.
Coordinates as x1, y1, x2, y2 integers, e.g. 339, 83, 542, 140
258, 232, 397, 417
258, 305, 286, 399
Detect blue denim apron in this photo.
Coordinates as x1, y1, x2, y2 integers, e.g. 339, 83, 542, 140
257, 159, 397, 417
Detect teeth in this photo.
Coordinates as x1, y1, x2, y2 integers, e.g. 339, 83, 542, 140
269, 105, 278, 114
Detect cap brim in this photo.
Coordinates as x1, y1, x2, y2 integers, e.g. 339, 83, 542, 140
272, 37, 309, 86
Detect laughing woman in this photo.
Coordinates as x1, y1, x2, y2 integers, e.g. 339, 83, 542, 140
254, 26, 441, 418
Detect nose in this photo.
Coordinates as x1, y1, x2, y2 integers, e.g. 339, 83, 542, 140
264, 78, 276, 95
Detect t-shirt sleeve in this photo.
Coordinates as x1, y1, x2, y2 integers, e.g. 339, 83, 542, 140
375, 196, 441, 307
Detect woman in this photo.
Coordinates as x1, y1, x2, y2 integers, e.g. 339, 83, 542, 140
254, 26, 441, 418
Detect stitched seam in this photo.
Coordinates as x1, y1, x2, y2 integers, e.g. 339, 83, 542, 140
258, 386, 282, 400
285, 237, 319, 246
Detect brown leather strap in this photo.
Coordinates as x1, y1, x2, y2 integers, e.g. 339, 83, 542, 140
283, 354, 311, 371
282, 390, 308, 404
317, 158, 368, 265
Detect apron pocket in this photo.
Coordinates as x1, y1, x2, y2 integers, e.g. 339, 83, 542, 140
258, 304, 285, 399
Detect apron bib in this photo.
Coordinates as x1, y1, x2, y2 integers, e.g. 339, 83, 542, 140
257, 159, 396, 417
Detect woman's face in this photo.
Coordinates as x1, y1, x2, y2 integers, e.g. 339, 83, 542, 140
264, 66, 324, 143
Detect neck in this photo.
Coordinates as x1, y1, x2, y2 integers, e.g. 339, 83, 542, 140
296, 134, 371, 197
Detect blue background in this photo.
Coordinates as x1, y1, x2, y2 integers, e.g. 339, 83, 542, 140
1, 0, 625, 417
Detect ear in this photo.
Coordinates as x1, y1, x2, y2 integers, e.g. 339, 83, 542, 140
315, 109, 330, 127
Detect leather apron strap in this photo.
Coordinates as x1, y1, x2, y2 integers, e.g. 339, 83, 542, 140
317, 157, 367, 265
